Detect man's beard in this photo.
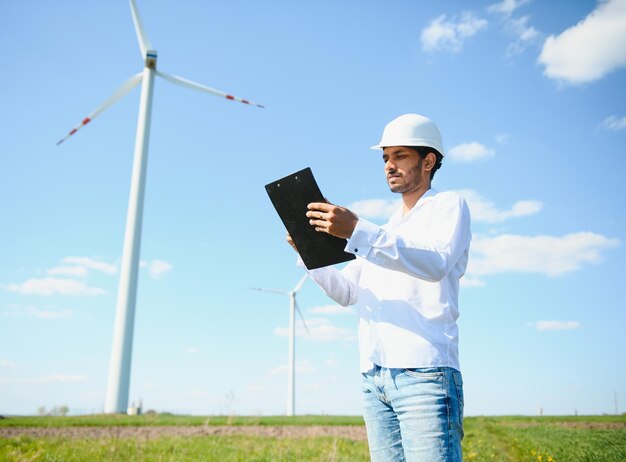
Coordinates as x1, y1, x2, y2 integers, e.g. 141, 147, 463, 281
388, 161, 423, 194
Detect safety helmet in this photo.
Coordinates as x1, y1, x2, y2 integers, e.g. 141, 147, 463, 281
370, 113, 445, 156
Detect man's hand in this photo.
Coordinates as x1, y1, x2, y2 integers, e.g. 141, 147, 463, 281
306, 202, 358, 239
286, 232, 298, 253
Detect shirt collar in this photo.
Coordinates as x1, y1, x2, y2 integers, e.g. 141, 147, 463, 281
419, 187, 437, 202
387, 188, 438, 224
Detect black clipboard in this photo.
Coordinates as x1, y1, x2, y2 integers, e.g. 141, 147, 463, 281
265, 167, 356, 270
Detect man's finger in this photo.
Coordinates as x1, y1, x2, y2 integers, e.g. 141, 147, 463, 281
306, 210, 326, 219
286, 232, 299, 253
307, 202, 333, 212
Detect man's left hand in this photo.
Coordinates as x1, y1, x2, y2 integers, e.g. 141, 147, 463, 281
306, 202, 358, 239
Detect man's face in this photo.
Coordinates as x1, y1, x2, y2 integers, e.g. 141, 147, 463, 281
382, 146, 425, 194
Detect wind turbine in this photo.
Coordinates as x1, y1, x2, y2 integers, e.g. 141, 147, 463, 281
58, 0, 263, 414
251, 274, 309, 416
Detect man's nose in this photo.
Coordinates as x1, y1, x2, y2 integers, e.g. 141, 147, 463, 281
385, 160, 396, 173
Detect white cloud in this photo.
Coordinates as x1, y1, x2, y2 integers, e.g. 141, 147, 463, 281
0, 374, 89, 384
0, 360, 16, 368
506, 15, 541, 55
246, 380, 265, 393
23, 306, 72, 319
538, 0, 626, 84
42, 374, 89, 383
460, 276, 486, 288
308, 304, 353, 315
421, 12, 488, 53
47, 266, 89, 277
270, 360, 315, 376
1, 277, 106, 296
457, 189, 543, 223
346, 192, 619, 289
35, 308, 72, 319
448, 142, 495, 162
145, 260, 173, 279
302, 377, 339, 391
495, 133, 510, 144
467, 232, 620, 284
1, 304, 73, 319
349, 198, 401, 220
598, 115, 626, 131
62, 256, 117, 275
514, 17, 540, 42
351, 190, 542, 223
185, 347, 200, 354
302, 382, 325, 391
488, 0, 531, 17
274, 318, 356, 342
528, 320, 581, 331
488, 1, 539, 56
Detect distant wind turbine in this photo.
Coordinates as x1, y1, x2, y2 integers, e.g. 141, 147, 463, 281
57, 0, 263, 414
251, 274, 309, 416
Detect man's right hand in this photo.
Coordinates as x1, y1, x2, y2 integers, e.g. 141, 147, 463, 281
286, 232, 299, 253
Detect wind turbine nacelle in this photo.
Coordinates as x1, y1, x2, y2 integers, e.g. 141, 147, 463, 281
145, 50, 158, 68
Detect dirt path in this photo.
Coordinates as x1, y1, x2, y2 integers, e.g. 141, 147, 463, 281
0, 425, 368, 441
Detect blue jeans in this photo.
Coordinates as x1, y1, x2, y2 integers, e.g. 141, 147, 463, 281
361, 365, 464, 462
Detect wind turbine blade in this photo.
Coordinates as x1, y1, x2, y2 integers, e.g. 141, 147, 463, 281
129, 0, 152, 57
57, 73, 142, 145
292, 274, 308, 293
156, 70, 265, 108
294, 300, 310, 337
249, 287, 288, 295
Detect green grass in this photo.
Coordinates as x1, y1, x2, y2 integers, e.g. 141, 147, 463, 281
462, 416, 626, 462
1, 415, 625, 461
0, 434, 368, 462
0, 414, 364, 427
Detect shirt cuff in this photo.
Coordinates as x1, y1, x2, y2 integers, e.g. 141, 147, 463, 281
345, 218, 382, 258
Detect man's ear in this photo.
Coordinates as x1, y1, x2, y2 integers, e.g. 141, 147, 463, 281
423, 152, 437, 173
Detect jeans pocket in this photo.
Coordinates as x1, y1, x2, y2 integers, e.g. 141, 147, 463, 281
451, 370, 464, 408
361, 372, 374, 394
402, 367, 445, 379
451, 370, 464, 434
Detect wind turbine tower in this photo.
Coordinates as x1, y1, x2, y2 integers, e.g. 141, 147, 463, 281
58, 0, 263, 414
251, 274, 309, 416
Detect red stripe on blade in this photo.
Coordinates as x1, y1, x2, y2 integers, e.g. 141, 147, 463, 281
226, 95, 234, 100
82, 117, 91, 125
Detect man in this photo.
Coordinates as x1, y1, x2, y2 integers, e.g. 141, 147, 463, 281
288, 114, 471, 461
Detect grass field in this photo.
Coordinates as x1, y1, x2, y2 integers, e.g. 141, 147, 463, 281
0, 414, 365, 428
1, 414, 625, 461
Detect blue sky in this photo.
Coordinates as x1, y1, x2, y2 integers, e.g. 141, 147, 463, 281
1, 0, 625, 416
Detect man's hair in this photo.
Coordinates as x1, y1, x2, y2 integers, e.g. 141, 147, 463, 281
412, 146, 443, 180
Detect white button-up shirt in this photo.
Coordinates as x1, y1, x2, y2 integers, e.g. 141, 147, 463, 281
301, 189, 471, 372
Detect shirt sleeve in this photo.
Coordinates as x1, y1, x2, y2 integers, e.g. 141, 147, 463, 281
297, 256, 361, 307
344, 193, 471, 282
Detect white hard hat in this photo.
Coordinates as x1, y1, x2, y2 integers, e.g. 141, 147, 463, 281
370, 113, 445, 156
